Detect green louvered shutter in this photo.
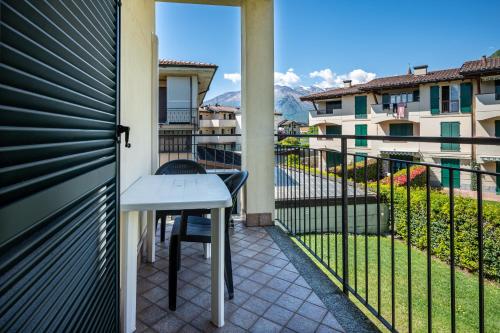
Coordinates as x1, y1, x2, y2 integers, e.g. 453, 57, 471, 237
430, 86, 440, 115
460, 82, 472, 113
495, 80, 500, 100
326, 125, 341, 135
441, 122, 460, 151
355, 96, 367, 119
326, 151, 342, 168
496, 162, 500, 194
495, 120, 500, 137
441, 122, 450, 151
441, 158, 460, 188
355, 124, 367, 146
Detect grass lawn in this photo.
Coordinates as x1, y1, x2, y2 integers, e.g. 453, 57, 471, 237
296, 233, 500, 333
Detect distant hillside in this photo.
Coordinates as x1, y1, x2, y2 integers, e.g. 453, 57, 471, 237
491, 49, 500, 58
205, 85, 324, 123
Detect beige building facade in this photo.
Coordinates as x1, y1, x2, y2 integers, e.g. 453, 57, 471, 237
303, 60, 500, 193
198, 105, 239, 149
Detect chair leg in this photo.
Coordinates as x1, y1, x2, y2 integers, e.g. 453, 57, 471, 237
160, 216, 166, 242
177, 240, 181, 271
168, 234, 179, 311
224, 231, 234, 299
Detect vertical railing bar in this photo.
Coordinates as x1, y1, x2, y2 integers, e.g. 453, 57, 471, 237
477, 174, 484, 333
364, 156, 369, 303
390, 160, 395, 329
294, 145, 298, 236
354, 155, 358, 293
309, 148, 312, 248
303, 146, 307, 246
314, 149, 318, 255
407, 163, 412, 333
327, 151, 331, 268
335, 153, 338, 273
376, 158, 381, 315
341, 137, 349, 293
426, 165, 432, 333
449, 168, 456, 333
320, 150, 324, 261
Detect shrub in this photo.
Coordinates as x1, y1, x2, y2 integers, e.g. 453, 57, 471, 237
378, 184, 500, 281
381, 165, 427, 187
279, 137, 300, 146
331, 159, 382, 182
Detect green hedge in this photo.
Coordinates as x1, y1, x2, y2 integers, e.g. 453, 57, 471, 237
378, 184, 500, 281
331, 159, 382, 182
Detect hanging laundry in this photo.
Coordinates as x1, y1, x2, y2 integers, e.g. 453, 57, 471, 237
397, 102, 406, 118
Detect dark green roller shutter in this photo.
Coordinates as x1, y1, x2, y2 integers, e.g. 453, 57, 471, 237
496, 162, 500, 194
326, 151, 342, 168
460, 82, 472, 113
495, 80, 500, 100
495, 120, 500, 137
389, 123, 413, 136
441, 158, 460, 189
431, 86, 440, 115
0, 1, 120, 332
355, 96, 367, 119
326, 125, 341, 135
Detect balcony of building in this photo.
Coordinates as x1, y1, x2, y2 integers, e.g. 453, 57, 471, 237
371, 102, 422, 124
199, 119, 237, 128
475, 93, 500, 121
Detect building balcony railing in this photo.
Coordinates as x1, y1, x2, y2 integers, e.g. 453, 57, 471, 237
159, 133, 500, 332
475, 93, 500, 120
160, 108, 198, 125
371, 102, 421, 123
199, 119, 237, 128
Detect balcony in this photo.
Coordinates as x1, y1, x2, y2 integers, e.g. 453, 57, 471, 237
475, 93, 500, 120
371, 102, 421, 123
150, 133, 500, 333
165, 108, 198, 125
199, 119, 237, 128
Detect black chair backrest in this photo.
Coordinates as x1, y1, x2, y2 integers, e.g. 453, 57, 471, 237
224, 171, 249, 219
155, 159, 206, 175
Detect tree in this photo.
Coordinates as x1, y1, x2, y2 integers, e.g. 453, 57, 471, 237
490, 49, 500, 58
279, 136, 300, 146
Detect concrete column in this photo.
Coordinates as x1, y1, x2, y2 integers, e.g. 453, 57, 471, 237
241, 0, 275, 226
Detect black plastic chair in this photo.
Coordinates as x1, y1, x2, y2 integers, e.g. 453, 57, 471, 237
168, 171, 249, 311
155, 160, 208, 242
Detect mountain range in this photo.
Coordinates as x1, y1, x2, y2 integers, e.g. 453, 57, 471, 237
205, 85, 325, 123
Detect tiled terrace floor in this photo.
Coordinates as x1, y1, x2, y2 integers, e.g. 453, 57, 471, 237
136, 220, 346, 333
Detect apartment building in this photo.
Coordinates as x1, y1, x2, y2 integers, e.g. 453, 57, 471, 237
158, 60, 217, 164
301, 57, 500, 192
198, 104, 239, 150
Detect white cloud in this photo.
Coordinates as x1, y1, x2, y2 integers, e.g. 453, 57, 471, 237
223, 73, 241, 84
309, 68, 376, 89
274, 68, 301, 87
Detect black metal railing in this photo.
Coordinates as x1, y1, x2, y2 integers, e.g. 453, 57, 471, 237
275, 134, 500, 333
158, 133, 241, 170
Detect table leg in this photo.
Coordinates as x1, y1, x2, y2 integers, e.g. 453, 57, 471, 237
146, 210, 156, 263
203, 243, 211, 259
210, 207, 225, 327
120, 211, 138, 333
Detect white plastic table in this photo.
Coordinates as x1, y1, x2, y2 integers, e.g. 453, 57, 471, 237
120, 174, 232, 332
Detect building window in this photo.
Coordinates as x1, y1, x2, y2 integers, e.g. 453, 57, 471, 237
326, 100, 342, 113
325, 125, 342, 135
441, 158, 460, 189
382, 91, 418, 110
355, 96, 367, 119
496, 80, 500, 100
212, 130, 215, 135
496, 162, 500, 194
441, 85, 460, 113
389, 123, 413, 136
354, 152, 368, 164
355, 124, 368, 147
495, 120, 500, 137
326, 151, 342, 168
440, 122, 460, 151
159, 130, 192, 153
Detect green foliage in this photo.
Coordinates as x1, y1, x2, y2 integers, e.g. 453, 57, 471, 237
490, 49, 500, 58
286, 154, 300, 165
306, 125, 318, 135
331, 159, 382, 182
279, 136, 300, 146
378, 184, 500, 280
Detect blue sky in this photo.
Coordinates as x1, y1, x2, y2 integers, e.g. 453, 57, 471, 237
156, 0, 500, 100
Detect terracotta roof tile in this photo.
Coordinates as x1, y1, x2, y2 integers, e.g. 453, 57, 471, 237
159, 59, 218, 68
300, 84, 366, 101
360, 68, 463, 90
460, 57, 500, 75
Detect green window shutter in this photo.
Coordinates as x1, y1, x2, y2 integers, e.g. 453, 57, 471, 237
460, 82, 472, 113
326, 125, 341, 135
441, 122, 460, 151
354, 152, 368, 163
495, 120, 500, 137
495, 80, 500, 100
355, 96, 367, 119
355, 124, 367, 147
496, 162, 500, 194
390, 124, 413, 136
430, 86, 440, 115
441, 159, 460, 189
326, 152, 342, 168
